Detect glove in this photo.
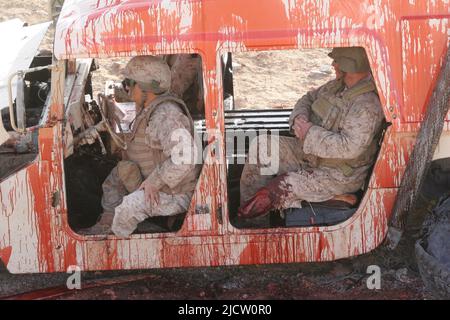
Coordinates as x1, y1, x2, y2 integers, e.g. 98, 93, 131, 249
238, 174, 288, 219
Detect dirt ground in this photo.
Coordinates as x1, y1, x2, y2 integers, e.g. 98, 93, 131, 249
233, 49, 334, 109
0, 0, 433, 300
0, 239, 430, 300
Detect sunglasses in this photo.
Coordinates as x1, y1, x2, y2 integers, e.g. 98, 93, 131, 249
122, 78, 137, 94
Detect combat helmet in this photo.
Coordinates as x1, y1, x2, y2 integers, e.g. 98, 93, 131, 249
122, 55, 171, 94
328, 47, 371, 73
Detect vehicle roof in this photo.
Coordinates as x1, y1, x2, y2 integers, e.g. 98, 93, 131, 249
54, 0, 449, 60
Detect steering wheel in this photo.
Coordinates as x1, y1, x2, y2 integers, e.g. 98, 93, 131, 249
97, 93, 128, 150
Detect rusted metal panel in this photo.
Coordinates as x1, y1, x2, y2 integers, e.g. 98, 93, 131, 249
0, 0, 449, 273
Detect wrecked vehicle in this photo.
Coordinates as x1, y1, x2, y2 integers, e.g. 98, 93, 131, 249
0, 0, 449, 275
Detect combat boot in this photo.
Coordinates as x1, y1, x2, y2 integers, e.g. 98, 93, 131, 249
78, 212, 114, 235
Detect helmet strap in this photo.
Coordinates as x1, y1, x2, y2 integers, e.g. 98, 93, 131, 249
140, 90, 148, 110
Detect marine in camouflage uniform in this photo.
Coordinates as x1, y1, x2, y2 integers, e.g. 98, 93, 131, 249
239, 47, 385, 219
84, 56, 200, 237
165, 54, 204, 115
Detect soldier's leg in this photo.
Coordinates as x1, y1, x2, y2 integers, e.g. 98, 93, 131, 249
112, 190, 191, 237
77, 166, 126, 235
170, 55, 200, 98
78, 161, 142, 235
102, 160, 142, 211
280, 169, 337, 207
101, 166, 128, 213
240, 135, 304, 204
238, 167, 338, 219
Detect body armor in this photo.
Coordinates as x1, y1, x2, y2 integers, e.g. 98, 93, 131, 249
126, 94, 198, 194
308, 78, 380, 176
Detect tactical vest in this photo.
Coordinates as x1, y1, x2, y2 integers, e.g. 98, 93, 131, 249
126, 94, 198, 194
309, 78, 380, 176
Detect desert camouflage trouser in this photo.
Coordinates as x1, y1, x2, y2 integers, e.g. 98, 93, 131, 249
240, 135, 363, 208
102, 164, 192, 237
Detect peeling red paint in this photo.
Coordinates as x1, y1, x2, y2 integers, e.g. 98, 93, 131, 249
28, 162, 55, 272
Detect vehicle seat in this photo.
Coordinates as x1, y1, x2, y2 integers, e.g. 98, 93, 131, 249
312, 193, 358, 208
136, 213, 186, 234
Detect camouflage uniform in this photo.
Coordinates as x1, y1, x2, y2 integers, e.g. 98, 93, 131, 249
240, 75, 384, 208
166, 54, 204, 115
97, 56, 201, 237
102, 97, 201, 237
166, 54, 200, 98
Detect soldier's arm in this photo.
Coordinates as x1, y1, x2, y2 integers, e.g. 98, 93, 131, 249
288, 86, 320, 130
145, 104, 197, 190
302, 94, 383, 159
170, 55, 200, 98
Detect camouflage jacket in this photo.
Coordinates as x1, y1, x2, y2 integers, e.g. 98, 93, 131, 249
289, 77, 385, 175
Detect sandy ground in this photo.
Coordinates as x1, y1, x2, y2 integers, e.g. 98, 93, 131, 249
233, 49, 334, 109
0, 0, 54, 49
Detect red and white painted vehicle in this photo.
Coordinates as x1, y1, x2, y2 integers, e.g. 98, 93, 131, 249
0, 0, 449, 274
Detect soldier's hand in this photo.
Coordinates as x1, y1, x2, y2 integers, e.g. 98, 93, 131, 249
294, 114, 309, 124
139, 179, 160, 207
293, 118, 313, 140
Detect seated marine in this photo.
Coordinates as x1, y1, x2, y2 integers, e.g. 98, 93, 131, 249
82, 56, 201, 237
238, 47, 385, 219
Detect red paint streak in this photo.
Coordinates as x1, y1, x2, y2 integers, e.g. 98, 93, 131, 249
239, 242, 260, 265
8, 185, 16, 217
105, 239, 123, 270
28, 164, 55, 272
0, 246, 12, 266
63, 238, 78, 270
161, 239, 198, 267
401, 14, 450, 20
96, 27, 388, 46
318, 234, 334, 261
